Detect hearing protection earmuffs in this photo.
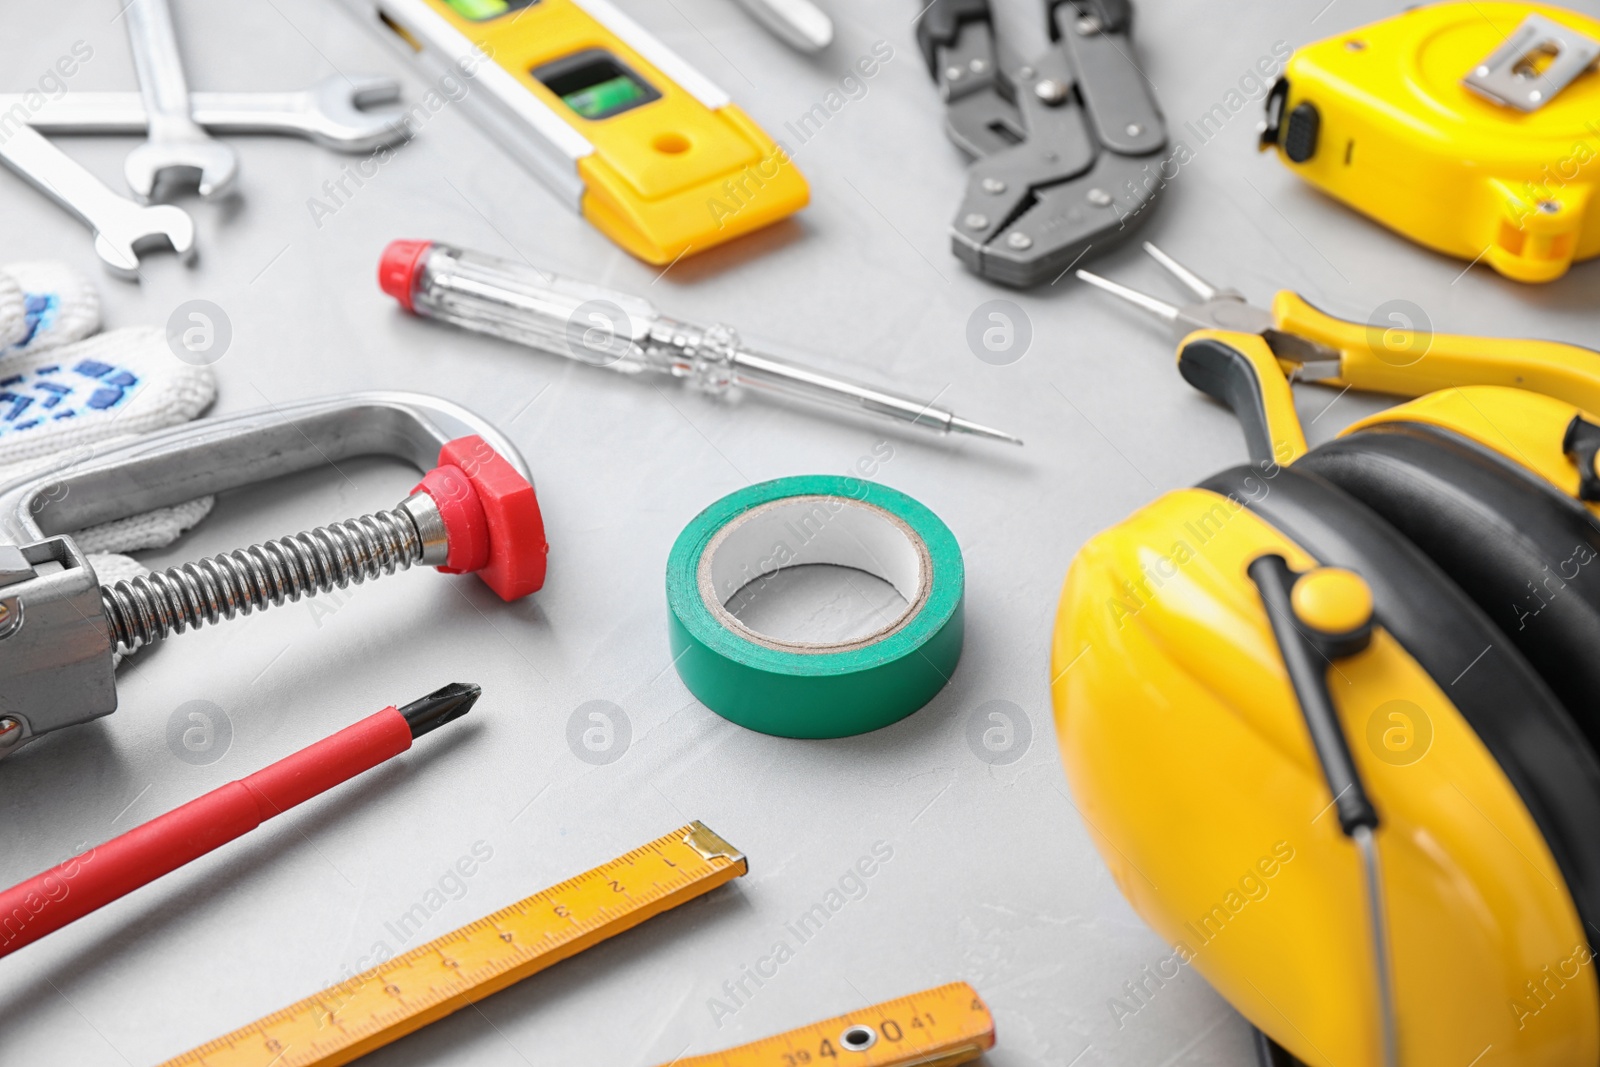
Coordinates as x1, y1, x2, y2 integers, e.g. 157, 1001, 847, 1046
1051, 337, 1600, 1065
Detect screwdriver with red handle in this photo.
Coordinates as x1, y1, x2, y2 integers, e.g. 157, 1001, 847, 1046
0, 682, 481, 959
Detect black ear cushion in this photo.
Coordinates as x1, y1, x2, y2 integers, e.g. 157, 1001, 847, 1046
1200, 464, 1600, 959
1298, 422, 1600, 743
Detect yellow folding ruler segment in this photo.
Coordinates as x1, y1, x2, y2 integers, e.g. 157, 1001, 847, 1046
678, 982, 995, 1067
156, 822, 746, 1067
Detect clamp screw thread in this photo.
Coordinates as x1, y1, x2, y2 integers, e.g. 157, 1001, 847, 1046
101, 508, 425, 654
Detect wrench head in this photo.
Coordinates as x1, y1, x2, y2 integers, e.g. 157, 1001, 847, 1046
123, 136, 239, 202
93, 203, 196, 280
306, 75, 413, 151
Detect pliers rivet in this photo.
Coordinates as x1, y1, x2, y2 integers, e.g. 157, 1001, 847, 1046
1007, 232, 1034, 250
964, 213, 990, 230
981, 178, 1007, 194
1035, 78, 1070, 105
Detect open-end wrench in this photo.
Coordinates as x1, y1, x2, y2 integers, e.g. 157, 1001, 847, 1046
7, 75, 413, 154
123, 0, 238, 200
0, 124, 195, 278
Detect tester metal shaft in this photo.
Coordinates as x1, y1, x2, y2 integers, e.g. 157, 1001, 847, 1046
379, 240, 1022, 445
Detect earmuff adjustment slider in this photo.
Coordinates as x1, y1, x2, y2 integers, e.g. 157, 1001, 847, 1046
1248, 554, 1379, 836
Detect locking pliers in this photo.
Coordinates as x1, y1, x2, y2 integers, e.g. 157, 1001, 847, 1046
917, 0, 1169, 287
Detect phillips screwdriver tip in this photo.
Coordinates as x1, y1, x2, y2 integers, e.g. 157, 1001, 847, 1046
400, 682, 482, 739
950, 416, 1024, 446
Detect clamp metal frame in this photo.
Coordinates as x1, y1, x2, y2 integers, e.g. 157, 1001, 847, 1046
0, 392, 535, 759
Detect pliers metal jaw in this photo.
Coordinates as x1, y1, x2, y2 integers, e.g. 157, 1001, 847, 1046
1077, 242, 1343, 382
1079, 241, 1600, 471
918, 0, 1169, 288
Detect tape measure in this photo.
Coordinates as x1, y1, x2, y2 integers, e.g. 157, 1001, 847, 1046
667, 476, 965, 739
1261, 2, 1600, 283
340, 0, 809, 264
677, 983, 994, 1067
155, 822, 746, 1067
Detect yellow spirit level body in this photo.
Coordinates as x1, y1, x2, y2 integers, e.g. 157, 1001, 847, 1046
346, 0, 809, 263
1262, 2, 1600, 283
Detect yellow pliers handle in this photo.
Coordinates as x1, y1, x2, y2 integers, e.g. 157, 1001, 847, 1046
1176, 330, 1308, 468
1173, 295, 1600, 469
1272, 292, 1600, 415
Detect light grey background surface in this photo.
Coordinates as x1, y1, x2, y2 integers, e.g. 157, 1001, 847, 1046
2, 1, 1598, 1064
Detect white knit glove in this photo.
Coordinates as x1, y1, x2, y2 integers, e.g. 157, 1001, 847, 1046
0, 262, 216, 590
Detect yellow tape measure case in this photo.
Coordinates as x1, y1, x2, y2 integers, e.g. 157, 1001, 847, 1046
346, 0, 809, 264
1261, 2, 1600, 283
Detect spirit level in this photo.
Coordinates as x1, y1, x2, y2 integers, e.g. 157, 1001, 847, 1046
340, 0, 809, 263
677, 983, 994, 1067
1261, 2, 1600, 283
154, 822, 746, 1067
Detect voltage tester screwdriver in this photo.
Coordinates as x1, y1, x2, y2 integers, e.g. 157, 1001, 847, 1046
380, 240, 1023, 445
0, 682, 481, 959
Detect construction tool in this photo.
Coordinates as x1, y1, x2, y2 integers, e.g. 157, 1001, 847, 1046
732, 0, 834, 53
122, 0, 239, 201
0, 392, 548, 761
917, 0, 1169, 287
1077, 241, 1600, 466
0, 682, 480, 959
336, 0, 809, 264
1259, 2, 1600, 283
10, 75, 412, 153
675, 983, 995, 1067
152, 822, 748, 1067
0, 122, 195, 278
379, 239, 1021, 443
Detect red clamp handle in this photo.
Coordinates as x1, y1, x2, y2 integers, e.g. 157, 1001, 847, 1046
413, 435, 548, 601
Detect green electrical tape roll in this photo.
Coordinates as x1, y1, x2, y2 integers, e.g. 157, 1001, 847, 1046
666, 475, 964, 739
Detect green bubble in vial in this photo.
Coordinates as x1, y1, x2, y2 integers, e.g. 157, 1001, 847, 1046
564, 76, 649, 119
445, 0, 509, 19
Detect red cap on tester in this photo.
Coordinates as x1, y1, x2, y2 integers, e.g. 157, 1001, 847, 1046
379, 239, 433, 313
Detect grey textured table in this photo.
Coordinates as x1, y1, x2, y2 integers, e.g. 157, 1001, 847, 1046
3, 1, 1598, 1064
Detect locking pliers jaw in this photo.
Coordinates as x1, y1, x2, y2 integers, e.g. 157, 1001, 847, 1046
918, 0, 1169, 288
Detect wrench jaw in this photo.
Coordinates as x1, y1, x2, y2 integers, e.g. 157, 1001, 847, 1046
93, 203, 197, 280
122, 138, 239, 202
925, 0, 1170, 286
959, 159, 1162, 288
308, 75, 413, 152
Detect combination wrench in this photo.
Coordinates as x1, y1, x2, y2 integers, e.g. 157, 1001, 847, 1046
122, 0, 238, 200
3, 75, 413, 154
0, 123, 194, 278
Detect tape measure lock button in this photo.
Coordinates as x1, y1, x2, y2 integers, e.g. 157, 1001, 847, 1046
668, 476, 965, 739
